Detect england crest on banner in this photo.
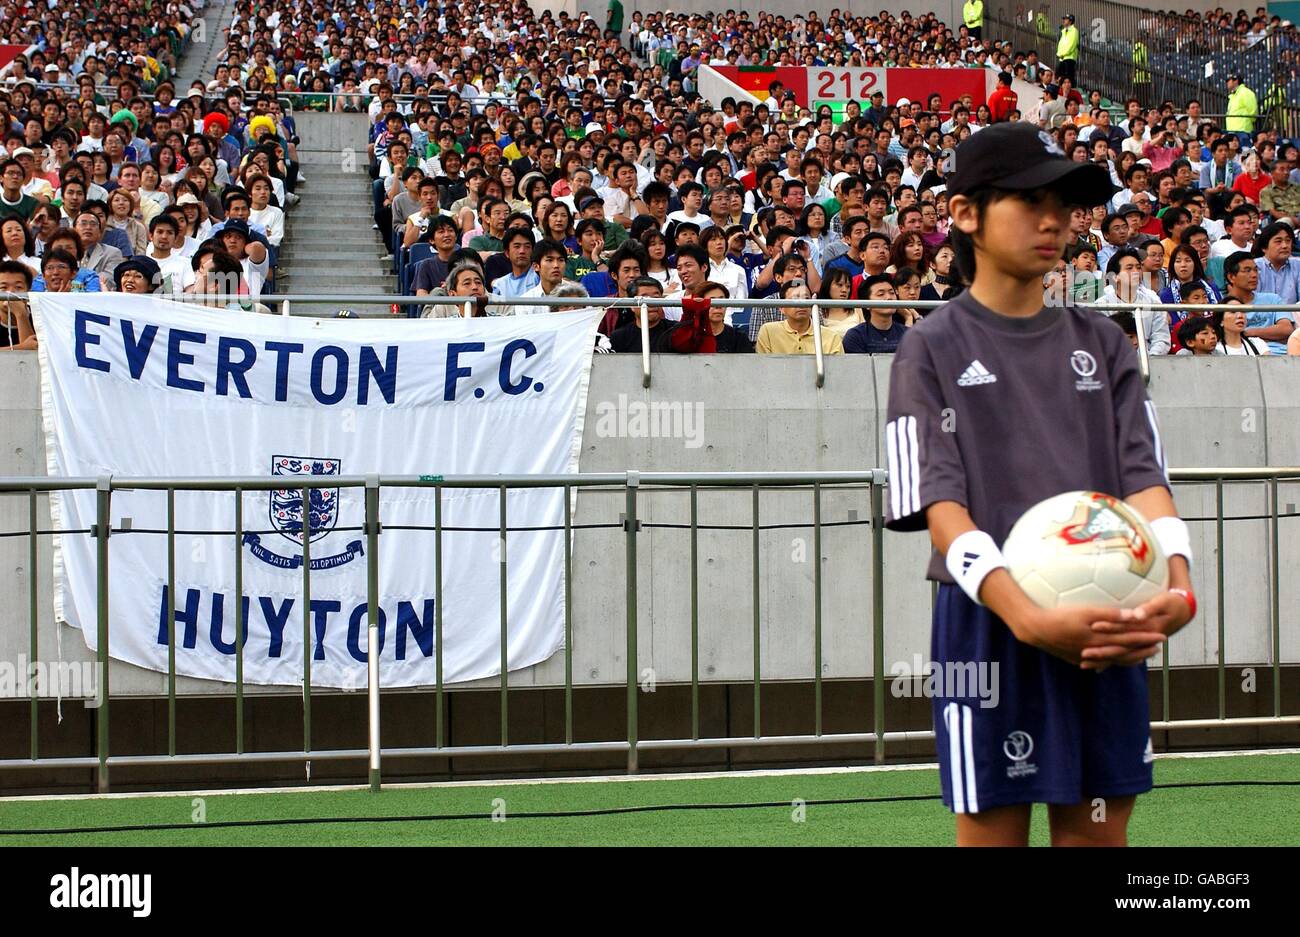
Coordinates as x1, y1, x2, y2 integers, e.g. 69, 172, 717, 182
244, 455, 363, 571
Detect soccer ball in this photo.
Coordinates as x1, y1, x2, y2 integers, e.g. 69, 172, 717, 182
1002, 491, 1169, 609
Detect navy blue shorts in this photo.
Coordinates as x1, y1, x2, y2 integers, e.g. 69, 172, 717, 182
931, 584, 1153, 814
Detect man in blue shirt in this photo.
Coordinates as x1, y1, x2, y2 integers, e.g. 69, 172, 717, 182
1224, 251, 1293, 354
844, 275, 909, 353
489, 228, 541, 298
1254, 222, 1300, 304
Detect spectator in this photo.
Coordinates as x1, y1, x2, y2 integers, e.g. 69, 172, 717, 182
513, 240, 573, 317
1162, 244, 1221, 304
920, 243, 960, 302
1232, 152, 1270, 206
217, 219, 269, 300
1216, 302, 1269, 355
0, 217, 37, 276
0, 159, 37, 222
114, 256, 163, 296
844, 275, 910, 353
74, 212, 125, 286
491, 228, 541, 298
701, 226, 749, 304
611, 280, 679, 353
1100, 248, 1171, 355
756, 279, 844, 355
1254, 222, 1300, 304
413, 218, 462, 295
817, 268, 864, 335
1260, 159, 1300, 225
988, 73, 1017, 123
0, 260, 34, 350
695, 281, 755, 353
1223, 251, 1293, 354
1097, 213, 1131, 271
106, 189, 149, 257
1174, 314, 1219, 357
33, 248, 89, 294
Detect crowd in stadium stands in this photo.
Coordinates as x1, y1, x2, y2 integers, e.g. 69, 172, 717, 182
0, 1, 1297, 358
0, 0, 314, 351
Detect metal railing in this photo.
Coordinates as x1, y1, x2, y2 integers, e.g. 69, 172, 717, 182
16, 291, 1300, 391
0, 466, 1297, 792
177, 292, 1300, 389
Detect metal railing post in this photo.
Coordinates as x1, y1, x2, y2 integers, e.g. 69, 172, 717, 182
1216, 477, 1225, 720
811, 302, 825, 388
94, 476, 111, 793
1133, 302, 1151, 385
364, 475, 382, 792
690, 484, 699, 741
302, 483, 313, 756
625, 471, 640, 773
166, 488, 176, 757
234, 488, 245, 753
639, 301, 651, 389
1271, 477, 1281, 718
563, 483, 574, 745
871, 478, 886, 764
752, 484, 761, 738
499, 485, 509, 747
28, 489, 38, 760
434, 485, 444, 748
814, 483, 823, 737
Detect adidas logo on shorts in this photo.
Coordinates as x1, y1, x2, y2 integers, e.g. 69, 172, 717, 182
957, 360, 998, 387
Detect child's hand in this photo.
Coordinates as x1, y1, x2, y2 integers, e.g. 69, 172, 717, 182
1081, 590, 1193, 670
1014, 604, 1165, 668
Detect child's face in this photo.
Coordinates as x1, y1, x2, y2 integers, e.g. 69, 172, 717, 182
1189, 325, 1218, 354
954, 189, 1072, 280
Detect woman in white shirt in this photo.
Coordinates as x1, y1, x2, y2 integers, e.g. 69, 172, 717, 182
701, 226, 748, 318
641, 229, 683, 297
816, 266, 864, 335
1215, 303, 1269, 355
1, 217, 39, 275
247, 174, 285, 248
138, 162, 171, 215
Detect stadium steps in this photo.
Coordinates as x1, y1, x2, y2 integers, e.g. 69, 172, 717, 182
175, 0, 238, 90
277, 159, 394, 317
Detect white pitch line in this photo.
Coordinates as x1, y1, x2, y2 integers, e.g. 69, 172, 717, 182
3, 748, 1296, 804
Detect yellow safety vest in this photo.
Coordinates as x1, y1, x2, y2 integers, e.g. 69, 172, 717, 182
1226, 84, 1258, 133
963, 0, 984, 30
1057, 25, 1079, 62
1133, 42, 1149, 83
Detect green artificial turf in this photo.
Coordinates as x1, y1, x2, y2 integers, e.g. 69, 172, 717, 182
0, 753, 1296, 846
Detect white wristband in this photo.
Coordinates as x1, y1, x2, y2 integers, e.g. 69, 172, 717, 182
1150, 515, 1192, 567
946, 529, 1007, 606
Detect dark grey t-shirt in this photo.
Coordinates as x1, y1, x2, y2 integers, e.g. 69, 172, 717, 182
883, 291, 1169, 582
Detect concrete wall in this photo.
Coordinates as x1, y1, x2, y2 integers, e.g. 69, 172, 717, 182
0, 352, 1296, 705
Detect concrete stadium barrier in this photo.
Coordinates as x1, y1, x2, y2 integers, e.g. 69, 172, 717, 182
0, 352, 1295, 700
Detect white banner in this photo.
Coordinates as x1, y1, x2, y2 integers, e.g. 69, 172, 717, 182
33, 295, 597, 688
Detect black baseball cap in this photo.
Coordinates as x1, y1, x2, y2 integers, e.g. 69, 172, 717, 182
946, 122, 1114, 206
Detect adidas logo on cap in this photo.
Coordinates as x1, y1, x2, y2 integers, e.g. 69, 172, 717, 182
957, 360, 997, 387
